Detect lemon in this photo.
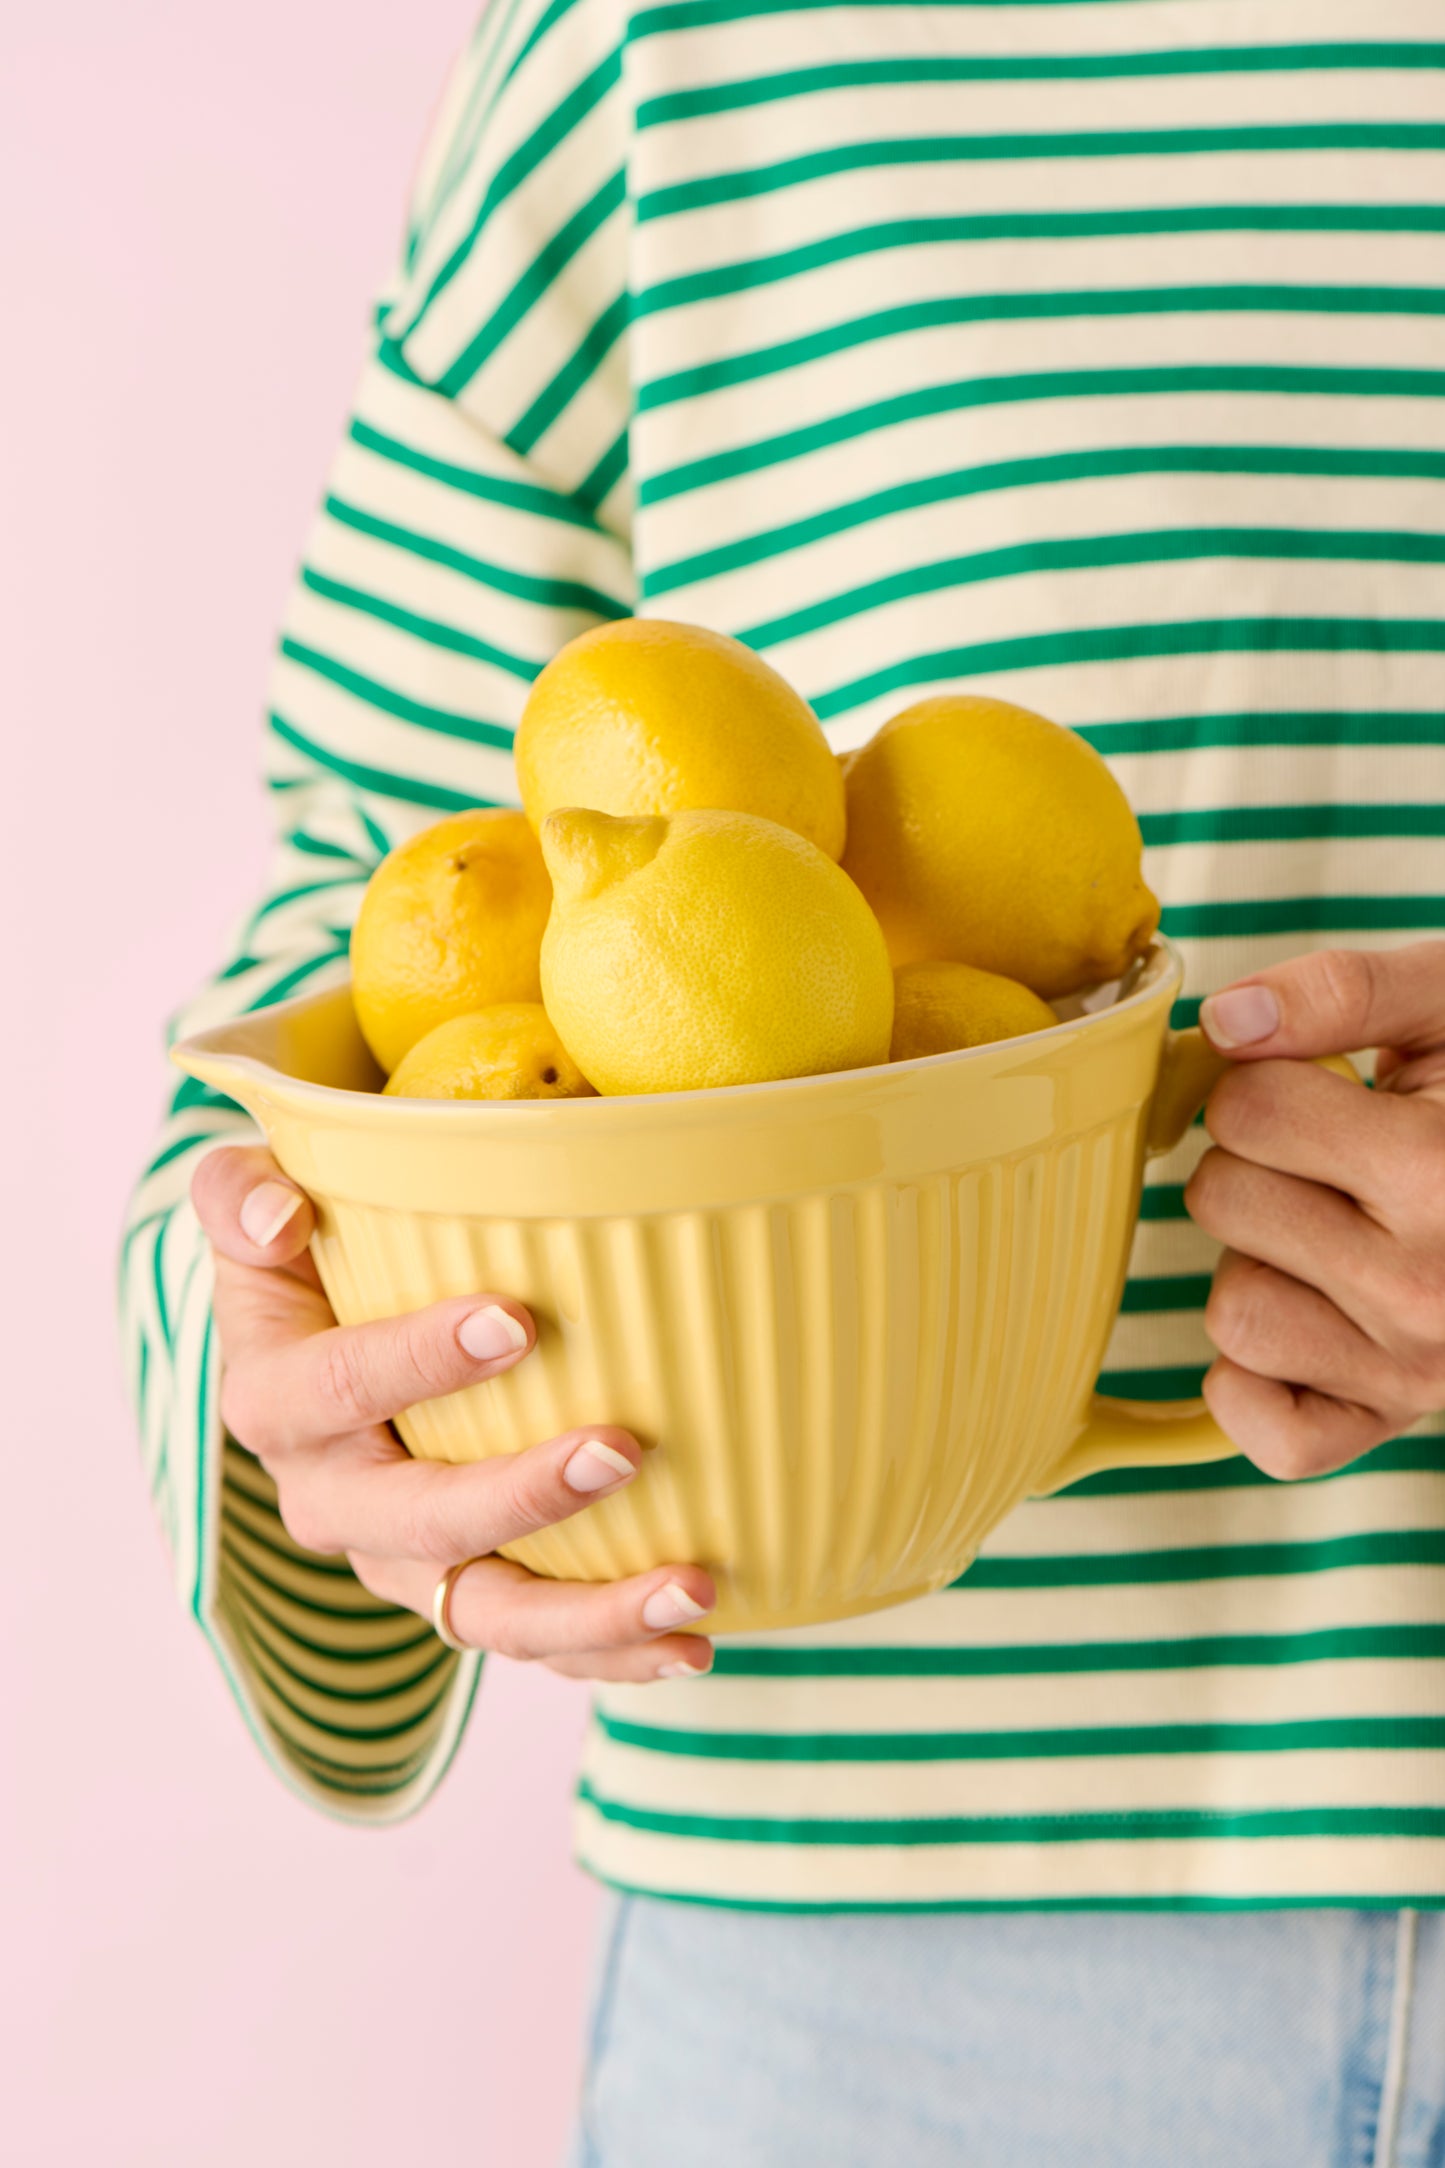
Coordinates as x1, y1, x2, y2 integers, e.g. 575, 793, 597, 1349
515, 618, 846, 860
842, 695, 1159, 998
539, 807, 892, 1095
351, 809, 552, 1074
890, 961, 1057, 1062
383, 1004, 596, 1101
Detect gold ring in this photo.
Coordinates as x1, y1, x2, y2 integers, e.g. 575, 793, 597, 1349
431, 1559, 480, 1653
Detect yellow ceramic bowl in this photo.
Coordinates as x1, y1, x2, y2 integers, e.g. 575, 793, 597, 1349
175, 938, 1238, 1634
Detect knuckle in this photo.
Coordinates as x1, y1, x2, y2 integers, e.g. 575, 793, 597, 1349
1310, 947, 1378, 1043
219, 1363, 268, 1453
1260, 1427, 1328, 1484
1204, 1259, 1264, 1358
398, 1486, 471, 1568
502, 1452, 567, 1535
275, 1477, 336, 1558
314, 1334, 374, 1432
348, 1553, 402, 1604
1204, 1068, 1262, 1151
1184, 1149, 1227, 1226
392, 1310, 463, 1403
486, 1609, 536, 1663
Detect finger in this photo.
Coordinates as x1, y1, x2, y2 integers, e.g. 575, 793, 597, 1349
1200, 941, 1445, 1063
1185, 1147, 1391, 1331
1204, 1250, 1412, 1411
256, 1289, 536, 1445
285, 1425, 643, 1561
364, 1551, 717, 1663
544, 1640, 716, 1683
1203, 1057, 1423, 1211
192, 1144, 316, 1267
1201, 1356, 1399, 1481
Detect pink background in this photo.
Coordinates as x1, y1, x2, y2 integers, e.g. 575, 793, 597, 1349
3, 8, 601, 2161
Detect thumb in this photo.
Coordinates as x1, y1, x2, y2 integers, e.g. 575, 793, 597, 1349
191, 1143, 317, 1267
1199, 941, 1445, 1062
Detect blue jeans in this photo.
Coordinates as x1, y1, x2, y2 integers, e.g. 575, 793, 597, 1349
567, 1895, 1444, 2166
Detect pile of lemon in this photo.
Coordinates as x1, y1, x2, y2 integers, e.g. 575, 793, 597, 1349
351, 621, 1159, 1102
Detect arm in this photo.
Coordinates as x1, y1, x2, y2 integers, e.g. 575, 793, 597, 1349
118, 0, 702, 1822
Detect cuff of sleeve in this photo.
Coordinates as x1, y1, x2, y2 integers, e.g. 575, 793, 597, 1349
175, 1205, 483, 1824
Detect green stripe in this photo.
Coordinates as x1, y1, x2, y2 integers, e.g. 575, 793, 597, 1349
642, 366, 1445, 509
348, 417, 601, 531
1118, 1273, 1213, 1314
1065, 1434, 1444, 1499
391, 48, 622, 340
237, 1630, 457, 1744
575, 1778, 1445, 1847
1140, 802, 1445, 845
637, 46, 1445, 123
408, 0, 566, 269
637, 125, 1445, 225
141, 1131, 210, 1181
220, 1539, 401, 1624
437, 168, 628, 397
280, 639, 516, 753
644, 445, 1445, 596
150, 1219, 171, 1353
957, 1528, 1445, 1592
583, 1873, 1445, 1917
282, 829, 368, 865
243, 871, 364, 929
243, 1614, 453, 1704
268, 711, 490, 815
711, 1620, 1445, 1680
813, 618, 1445, 723
576, 424, 630, 512
322, 493, 627, 618
1080, 710, 1445, 756
243, 946, 350, 1013
739, 525, 1445, 655
510, 291, 630, 454
596, 1712, 1445, 1763
299, 567, 539, 685
631, 0, 1432, 33
225, 1566, 440, 1666
641, 289, 1445, 413
1161, 894, 1445, 938
1094, 1365, 1208, 1400
638, 209, 1445, 319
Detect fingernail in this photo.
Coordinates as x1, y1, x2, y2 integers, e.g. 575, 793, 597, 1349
239, 1182, 304, 1249
657, 1655, 712, 1680
643, 1580, 710, 1630
458, 1305, 529, 1361
563, 1438, 635, 1493
1201, 985, 1280, 1049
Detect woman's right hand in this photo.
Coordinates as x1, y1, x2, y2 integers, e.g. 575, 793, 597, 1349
189, 1145, 716, 1681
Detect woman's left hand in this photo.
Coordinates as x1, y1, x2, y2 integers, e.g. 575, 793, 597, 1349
1185, 940, 1445, 1478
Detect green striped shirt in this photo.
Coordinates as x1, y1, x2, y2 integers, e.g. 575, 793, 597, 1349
121, 0, 1445, 1908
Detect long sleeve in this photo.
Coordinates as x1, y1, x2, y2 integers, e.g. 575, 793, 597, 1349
119, 0, 634, 1822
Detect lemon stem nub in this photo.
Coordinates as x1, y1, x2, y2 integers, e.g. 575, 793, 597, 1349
541, 809, 668, 905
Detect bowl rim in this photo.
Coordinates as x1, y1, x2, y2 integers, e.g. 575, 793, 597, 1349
174, 938, 1185, 1129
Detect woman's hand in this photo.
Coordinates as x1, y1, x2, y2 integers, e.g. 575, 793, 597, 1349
190, 1146, 716, 1681
1186, 940, 1445, 1478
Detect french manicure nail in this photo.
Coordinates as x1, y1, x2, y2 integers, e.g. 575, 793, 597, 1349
239, 1182, 304, 1250
643, 1580, 710, 1630
1201, 985, 1280, 1049
657, 1656, 712, 1680
563, 1438, 635, 1492
458, 1305, 529, 1361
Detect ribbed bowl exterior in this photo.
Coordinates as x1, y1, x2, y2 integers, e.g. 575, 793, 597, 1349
176, 947, 1181, 1634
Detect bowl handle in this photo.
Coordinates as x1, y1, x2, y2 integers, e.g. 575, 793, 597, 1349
1038, 1027, 1361, 1495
